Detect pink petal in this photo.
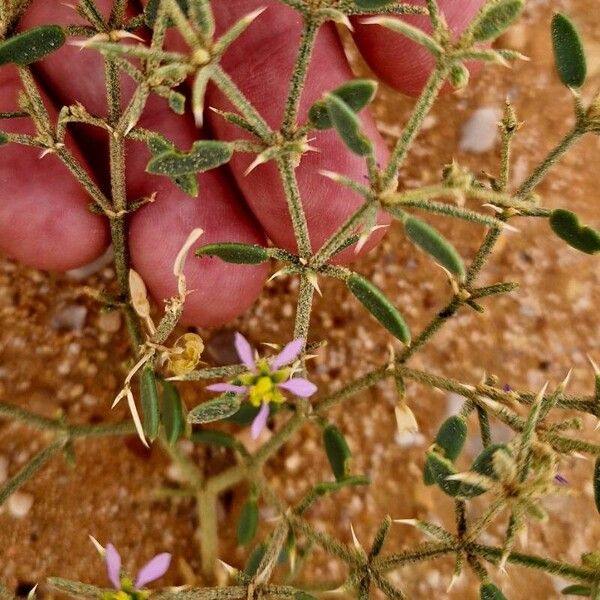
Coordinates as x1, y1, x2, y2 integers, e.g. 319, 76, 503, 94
206, 383, 248, 394
235, 332, 256, 372
278, 378, 317, 398
250, 403, 270, 440
270, 338, 305, 370
105, 544, 122, 589
135, 552, 172, 589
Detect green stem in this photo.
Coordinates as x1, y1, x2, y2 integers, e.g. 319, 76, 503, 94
278, 156, 312, 258
197, 490, 219, 581
281, 19, 318, 135
0, 440, 65, 507
382, 63, 449, 187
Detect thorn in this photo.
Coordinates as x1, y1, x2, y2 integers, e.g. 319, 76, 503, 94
88, 535, 106, 556
242, 6, 268, 24
27, 585, 38, 600
350, 523, 365, 555
39, 148, 54, 159
482, 203, 504, 214
392, 518, 419, 527
306, 271, 322, 296
558, 368, 573, 393
318, 169, 343, 182
588, 354, 600, 376
361, 16, 386, 26
244, 153, 268, 176
113, 30, 145, 42
218, 559, 239, 577
446, 574, 460, 592
267, 267, 289, 282
502, 222, 520, 233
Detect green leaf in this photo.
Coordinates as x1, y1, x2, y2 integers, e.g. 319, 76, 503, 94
309, 79, 377, 130
294, 593, 318, 600
354, 0, 396, 7
325, 94, 373, 156
435, 415, 467, 461
140, 366, 160, 442
549, 209, 600, 255
347, 274, 411, 344
187, 394, 241, 424
480, 583, 508, 600
405, 217, 465, 280
168, 91, 186, 115
0, 133, 8, 146
161, 380, 185, 445
423, 461, 435, 485
147, 140, 232, 177
561, 585, 592, 597
225, 402, 281, 426
449, 63, 470, 89
190, 429, 239, 448
425, 451, 461, 496
237, 499, 259, 546
244, 543, 267, 576
196, 243, 270, 264
594, 457, 600, 515
459, 443, 509, 497
323, 425, 352, 481
551, 13, 587, 88
147, 134, 198, 197
0, 26, 66, 66
472, 0, 524, 42
144, 0, 189, 27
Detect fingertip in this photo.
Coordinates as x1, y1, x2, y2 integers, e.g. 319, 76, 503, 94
351, 0, 485, 96
129, 174, 269, 329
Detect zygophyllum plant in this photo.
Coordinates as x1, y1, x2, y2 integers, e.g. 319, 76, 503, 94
1, 1, 600, 599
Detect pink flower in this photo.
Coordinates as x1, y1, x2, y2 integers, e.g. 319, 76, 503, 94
105, 543, 171, 591
207, 333, 317, 439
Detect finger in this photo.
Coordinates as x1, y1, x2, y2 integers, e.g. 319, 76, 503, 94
0, 66, 108, 271
20, 0, 269, 327
351, 0, 486, 96
207, 1, 391, 259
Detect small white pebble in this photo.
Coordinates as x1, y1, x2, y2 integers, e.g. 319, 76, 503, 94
459, 107, 502, 154
8, 492, 34, 518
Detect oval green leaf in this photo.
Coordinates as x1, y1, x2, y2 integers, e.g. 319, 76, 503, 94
480, 583, 508, 600
147, 140, 232, 177
323, 425, 352, 481
347, 274, 411, 344
237, 499, 259, 546
561, 585, 592, 596
309, 79, 377, 130
594, 457, 600, 515
0, 132, 9, 146
550, 209, 600, 255
405, 217, 465, 280
140, 366, 160, 441
425, 451, 461, 496
0, 26, 66, 66
551, 13, 587, 88
325, 94, 373, 156
190, 429, 238, 448
472, 0, 524, 42
354, 0, 396, 7
161, 380, 185, 445
187, 393, 241, 424
459, 443, 509, 497
196, 242, 270, 264
435, 415, 467, 461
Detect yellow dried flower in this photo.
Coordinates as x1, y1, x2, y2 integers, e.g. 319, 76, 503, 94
167, 333, 204, 376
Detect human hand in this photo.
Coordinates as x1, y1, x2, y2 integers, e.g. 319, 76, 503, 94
0, 0, 484, 326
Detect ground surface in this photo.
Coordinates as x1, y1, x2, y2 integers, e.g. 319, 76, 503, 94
1, 1, 600, 598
